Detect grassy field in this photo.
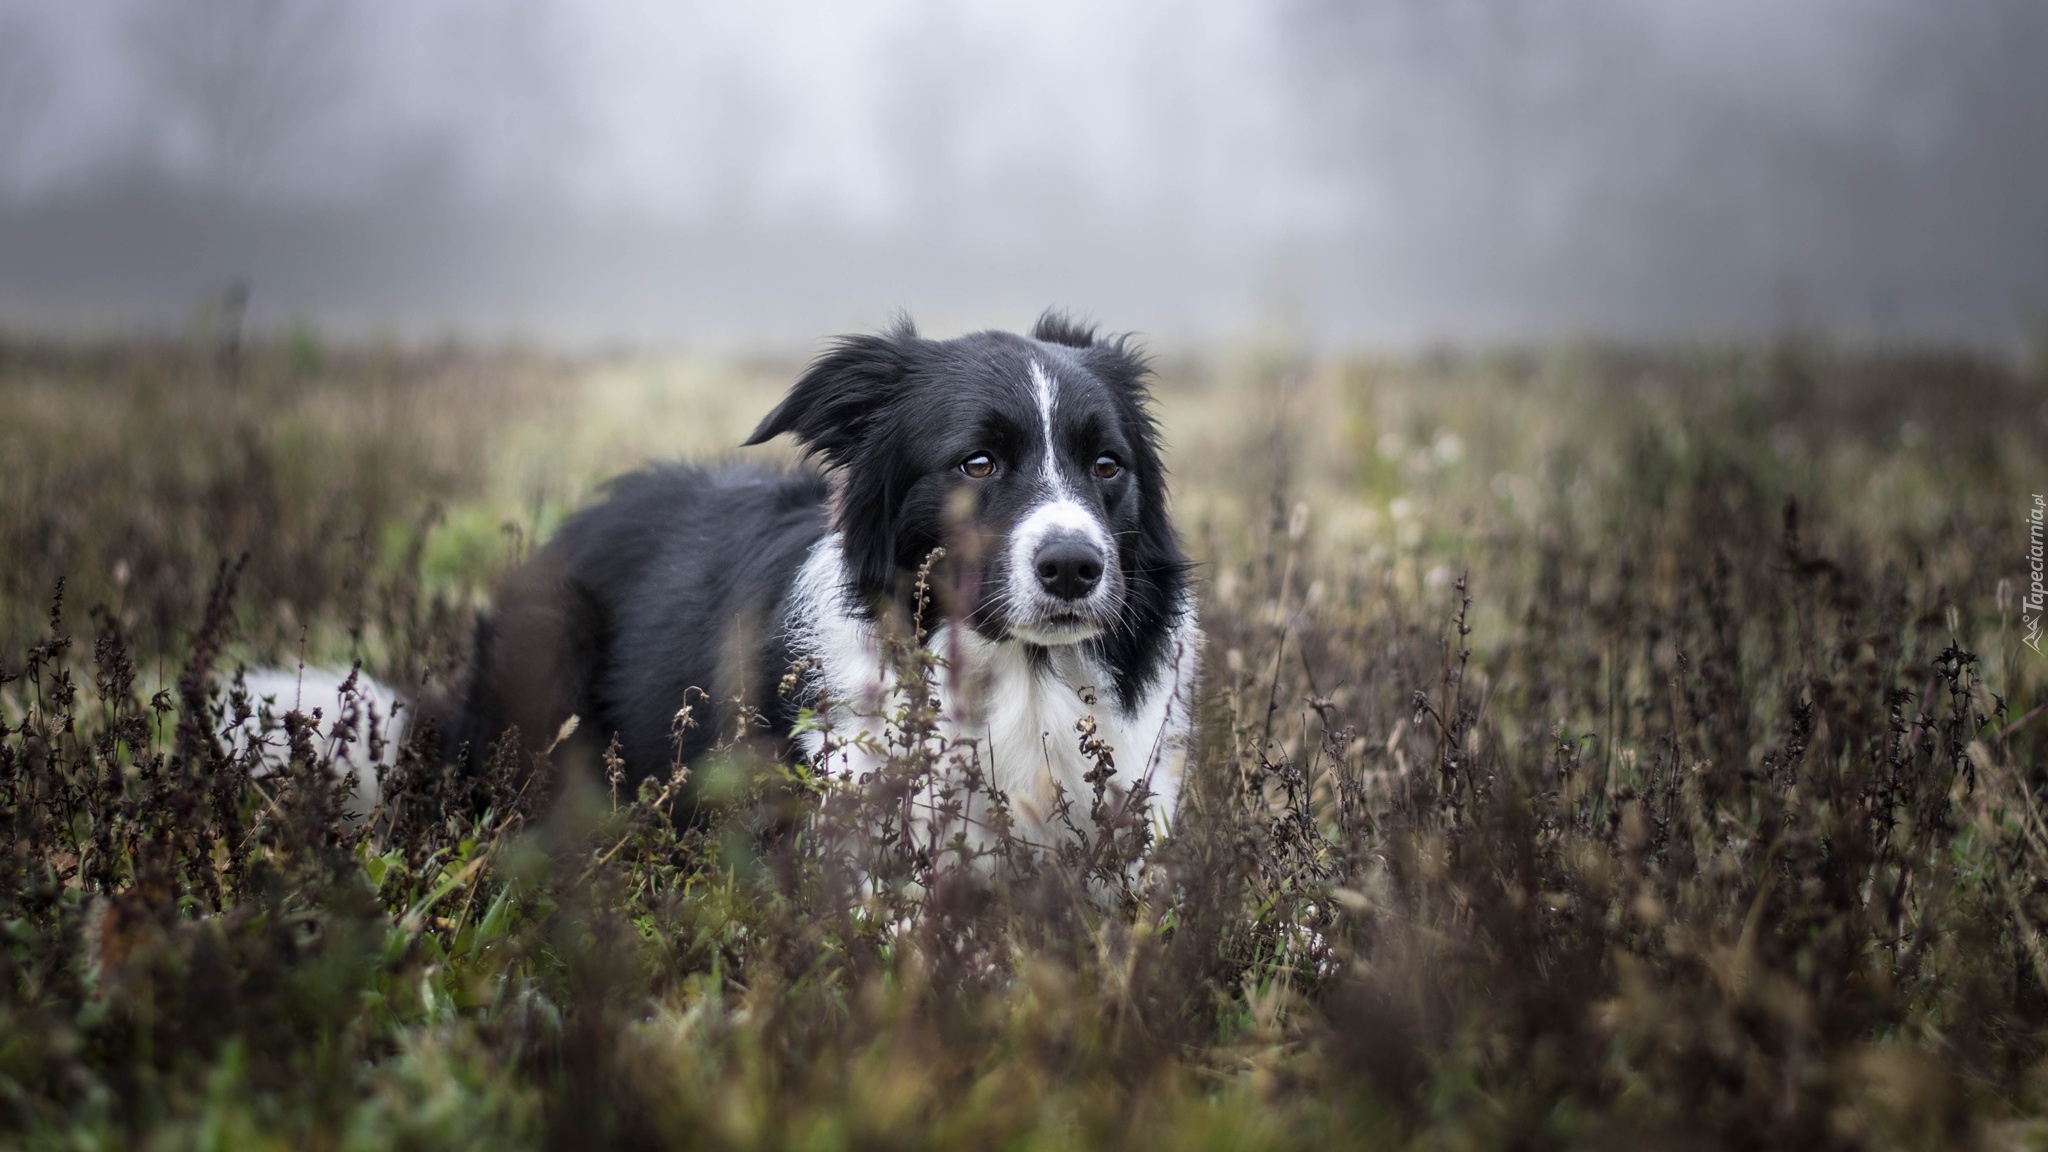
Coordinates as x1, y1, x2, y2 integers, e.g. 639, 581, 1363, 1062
3, 329, 2047, 1149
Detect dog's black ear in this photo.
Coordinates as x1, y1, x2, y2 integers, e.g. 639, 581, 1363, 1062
1033, 309, 1152, 402
1030, 309, 1097, 349
744, 320, 920, 464
1080, 331, 1153, 406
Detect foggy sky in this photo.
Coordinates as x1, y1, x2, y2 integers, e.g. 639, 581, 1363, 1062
0, 0, 2042, 347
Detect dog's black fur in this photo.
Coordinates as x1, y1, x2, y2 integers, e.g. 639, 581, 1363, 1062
421, 312, 1188, 803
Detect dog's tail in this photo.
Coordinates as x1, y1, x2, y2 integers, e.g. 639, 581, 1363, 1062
227, 665, 409, 821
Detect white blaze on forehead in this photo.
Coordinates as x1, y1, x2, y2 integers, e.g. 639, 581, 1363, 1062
1028, 359, 1063, 491
1014, 360, 1110, 556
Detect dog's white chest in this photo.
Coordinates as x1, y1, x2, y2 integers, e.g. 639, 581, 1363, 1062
783, 536, 1197, 848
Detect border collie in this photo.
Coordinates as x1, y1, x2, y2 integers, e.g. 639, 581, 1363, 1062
242, 313, 1198, 847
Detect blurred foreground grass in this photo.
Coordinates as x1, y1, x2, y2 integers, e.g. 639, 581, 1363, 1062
3, 330, 2047, 1149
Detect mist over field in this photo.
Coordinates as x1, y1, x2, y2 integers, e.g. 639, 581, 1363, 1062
1, 0, 2044, 346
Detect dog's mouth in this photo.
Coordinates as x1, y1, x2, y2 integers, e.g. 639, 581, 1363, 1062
1008, 610, 1105, 647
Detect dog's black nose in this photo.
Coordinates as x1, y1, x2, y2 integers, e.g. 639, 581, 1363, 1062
1034, 539, 1104, 601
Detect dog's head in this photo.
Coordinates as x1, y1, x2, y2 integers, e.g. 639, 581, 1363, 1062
745, 312, 1184, 652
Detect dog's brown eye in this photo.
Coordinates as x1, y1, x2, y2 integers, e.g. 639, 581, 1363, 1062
961, 453, 996, 479
1093, 455, 1122, 479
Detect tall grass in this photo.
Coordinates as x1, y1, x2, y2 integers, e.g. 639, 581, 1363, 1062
2, 332, 2045, 1149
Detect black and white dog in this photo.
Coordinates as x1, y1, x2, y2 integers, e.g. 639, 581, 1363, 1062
245, 313, 1199, 845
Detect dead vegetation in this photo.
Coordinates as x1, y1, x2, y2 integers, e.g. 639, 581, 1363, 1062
2, 332, 2046, 1149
